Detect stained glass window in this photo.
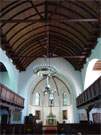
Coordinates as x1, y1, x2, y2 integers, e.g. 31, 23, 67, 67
63, 92, 68, 106
35, 93, 40, 106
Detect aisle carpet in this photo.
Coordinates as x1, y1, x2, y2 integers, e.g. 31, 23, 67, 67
43, 126, 57, 135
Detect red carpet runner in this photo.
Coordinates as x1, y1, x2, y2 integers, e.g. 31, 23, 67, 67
43, 126, 57, 135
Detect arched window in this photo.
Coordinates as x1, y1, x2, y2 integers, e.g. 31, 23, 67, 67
63, 92, 68, 106
35, 93, 40, 106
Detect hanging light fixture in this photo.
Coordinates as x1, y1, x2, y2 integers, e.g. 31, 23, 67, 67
33, 1, 57, 104
33, 65, 56, 77
43, 74, 51, 95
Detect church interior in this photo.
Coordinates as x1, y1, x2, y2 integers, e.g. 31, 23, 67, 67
0, 0, 101, 134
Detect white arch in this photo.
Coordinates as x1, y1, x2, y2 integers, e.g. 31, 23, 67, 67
0, 48, 19, 92
21, 58, 82, 123
32, 58, 83, 95
84, 59, 101, 89
82, 38, 101, 90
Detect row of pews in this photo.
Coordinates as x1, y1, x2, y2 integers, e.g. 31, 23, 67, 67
0, 123, 43, 134
57, 123, 101, 135
0, 123, 100, 135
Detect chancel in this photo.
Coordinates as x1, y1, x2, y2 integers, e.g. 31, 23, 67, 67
0, 0, 101, 134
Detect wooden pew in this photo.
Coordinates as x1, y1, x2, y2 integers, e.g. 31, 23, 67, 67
57, 123, 101, 135
0, 123, 43, 135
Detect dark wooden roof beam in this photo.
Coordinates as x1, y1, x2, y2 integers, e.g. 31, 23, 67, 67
44, 0, 48, 23
81, 47, 91, 56
0, 18, 98, 23
13, 54, 86, 59
29, 0, 44, 21
88, 40, 97, 44
0, 29, 25, 71
47, 55, 85, 59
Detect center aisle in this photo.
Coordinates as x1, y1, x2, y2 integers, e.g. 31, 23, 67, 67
43, 125, 57, 135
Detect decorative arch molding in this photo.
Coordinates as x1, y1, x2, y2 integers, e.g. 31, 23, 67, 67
21, 58, 82, 123
24, 57, 82, 97
30, 75, 71, 108
31, 76, 70, 95
27, 73, 73, 109
25, 58, 82, 96
0, 48, 19, 92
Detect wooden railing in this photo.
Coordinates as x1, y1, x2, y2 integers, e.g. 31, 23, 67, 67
0, 83, 24, 108
76, 77, 101, 107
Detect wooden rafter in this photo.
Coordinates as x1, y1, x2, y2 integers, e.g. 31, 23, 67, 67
0, 28, 25, 71
29, 0, 44, 21
0, 18, 98, 23
0, 0, 100, 71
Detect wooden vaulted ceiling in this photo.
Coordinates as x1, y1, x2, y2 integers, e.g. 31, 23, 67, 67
0, 0, 101, 71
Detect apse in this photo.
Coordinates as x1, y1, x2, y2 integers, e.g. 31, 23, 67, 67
29, 74, 72, 125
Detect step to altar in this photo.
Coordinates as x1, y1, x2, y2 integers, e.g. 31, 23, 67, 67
43, 125, 57, 135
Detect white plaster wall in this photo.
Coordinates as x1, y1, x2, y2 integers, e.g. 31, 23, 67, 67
19, 58, 82, 123
17, 57, 83, 96
81, 38, 101, 90
62, 105, 73, 123
29, 77, 72, 124
0, 72, 10, 87
29, 104, 72, 125
0, 48, 19, 92
84, 59, 101, 89
31, 77, 70, 107
89, 108, 101, 122
78, 109, 88, 121
0, 47, 83, 123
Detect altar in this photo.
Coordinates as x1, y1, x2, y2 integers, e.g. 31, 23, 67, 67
46, 112, 57, 125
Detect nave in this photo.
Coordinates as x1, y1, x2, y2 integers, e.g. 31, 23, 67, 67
0, 123, 100, 135
0, 77, 101, 135
0, 0, 101, 134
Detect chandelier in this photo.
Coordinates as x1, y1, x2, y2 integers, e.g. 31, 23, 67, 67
33, 65, 56, 76
33, 25, 57, 104
43, 74, 56, 104
33, 65, 57, 104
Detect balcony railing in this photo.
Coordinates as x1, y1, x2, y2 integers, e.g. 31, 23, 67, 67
0, 83, 24, 108
76, 77, 101, 107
